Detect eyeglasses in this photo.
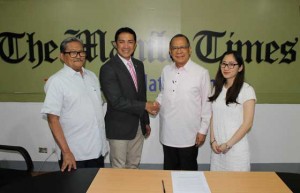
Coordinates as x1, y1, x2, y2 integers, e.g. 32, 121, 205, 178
170, 45, 190, 51
220, 61, 238, 69
64, 51, 86, 58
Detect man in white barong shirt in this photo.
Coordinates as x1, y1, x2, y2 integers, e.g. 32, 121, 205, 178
156, 34, 211, 170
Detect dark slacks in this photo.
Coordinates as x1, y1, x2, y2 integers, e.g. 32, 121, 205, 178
59, 154, 104, 169
163, 144, 198, 171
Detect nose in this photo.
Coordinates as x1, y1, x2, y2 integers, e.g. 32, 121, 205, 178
123, 42, 130, 48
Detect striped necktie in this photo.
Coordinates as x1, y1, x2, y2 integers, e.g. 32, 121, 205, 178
127, 61, 138, 91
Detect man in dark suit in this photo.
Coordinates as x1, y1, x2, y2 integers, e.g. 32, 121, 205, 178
100, 27, 158, 168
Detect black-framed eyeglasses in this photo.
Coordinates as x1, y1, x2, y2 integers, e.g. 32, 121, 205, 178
170, 45, 190, 51
64, 51, 86, 58
220, 61, 238, 69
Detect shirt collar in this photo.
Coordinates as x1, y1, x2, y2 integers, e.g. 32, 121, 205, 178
63, 64, 86, 76
118, 54, 132, 65
171, 59, 192, 72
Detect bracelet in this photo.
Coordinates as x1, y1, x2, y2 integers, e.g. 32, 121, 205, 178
210, 139, 216, 145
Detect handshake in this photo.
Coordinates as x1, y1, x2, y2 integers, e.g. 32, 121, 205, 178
145, 101, 160, 115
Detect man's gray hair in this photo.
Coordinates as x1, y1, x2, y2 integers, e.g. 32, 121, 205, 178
60, 37, 84, 53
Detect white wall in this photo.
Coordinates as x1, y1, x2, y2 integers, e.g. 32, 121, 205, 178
1, 102, 300, 165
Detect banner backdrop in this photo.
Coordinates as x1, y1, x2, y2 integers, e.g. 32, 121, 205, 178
0, 0, 299, 103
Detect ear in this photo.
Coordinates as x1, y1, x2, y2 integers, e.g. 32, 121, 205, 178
60, 53, 65, 63
169, 51, 173, 61
238, 65, 244, 72
112, 41, 117, 48
188, 46, 192, 56
169, 49, 174, 61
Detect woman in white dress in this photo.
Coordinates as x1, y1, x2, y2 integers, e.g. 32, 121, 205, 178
209, 51, 256, 171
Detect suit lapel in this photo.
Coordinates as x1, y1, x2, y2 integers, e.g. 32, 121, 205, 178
115, 55, 138, 93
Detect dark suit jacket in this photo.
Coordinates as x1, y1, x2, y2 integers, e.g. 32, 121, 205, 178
99, 55, 150, 140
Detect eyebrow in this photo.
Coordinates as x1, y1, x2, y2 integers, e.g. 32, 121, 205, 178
117, 39, 135, 42
65, 49, 84, 52
222, 61, 237, 63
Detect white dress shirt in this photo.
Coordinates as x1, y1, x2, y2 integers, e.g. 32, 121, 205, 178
156, 59, 212, 147
41, 64, 108, 160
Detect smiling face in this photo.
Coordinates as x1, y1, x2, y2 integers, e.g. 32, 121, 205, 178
114, 32, 137, 60
221, 53, 243, 85
60, 41, 85, 73
169, 36, 191, 68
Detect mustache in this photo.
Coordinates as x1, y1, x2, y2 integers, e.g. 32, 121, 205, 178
73, 58, 84, 62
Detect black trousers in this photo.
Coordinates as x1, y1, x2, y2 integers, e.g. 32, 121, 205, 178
59, 154, 104, 169
163, 144, 198, 171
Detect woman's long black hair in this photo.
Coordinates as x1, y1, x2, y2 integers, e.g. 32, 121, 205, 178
209, 50, 245, 105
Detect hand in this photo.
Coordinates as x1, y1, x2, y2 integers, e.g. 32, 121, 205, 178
61, 151, 77, 172
195, 133, 206, 147
211, 141, 221, 154
218, 143, 231, 154
145, 124, 151, 138
145, 101, 160, 115
153, 101, 160, 109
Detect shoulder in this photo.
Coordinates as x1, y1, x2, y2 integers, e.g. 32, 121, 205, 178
131, 57, 143, 64
101, 57, 116, 72
241, 82, 255, 92
189, 60, 209, 74
187, 61, 210, 81
85, 68, 96, 75
162, 63, 174, 71
100, 57, 120, 79
239, 82, 256, 103
85, 68, 98, 79
103, 55, 119, 65
44, 70, 66, 92
132, 57, 145, 73
46, 68, 65, 85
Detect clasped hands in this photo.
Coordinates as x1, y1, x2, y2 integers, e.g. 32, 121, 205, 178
211, 141, 231, 154
145, 101, 160, 115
